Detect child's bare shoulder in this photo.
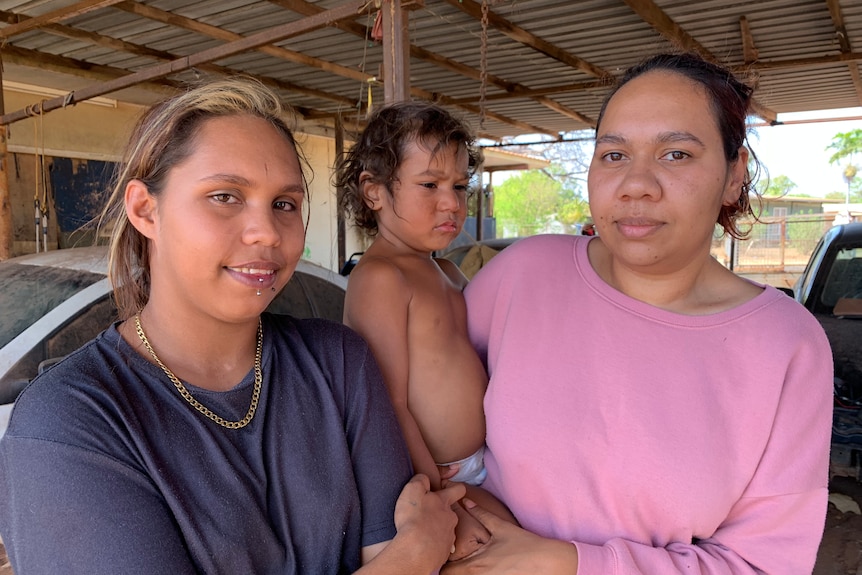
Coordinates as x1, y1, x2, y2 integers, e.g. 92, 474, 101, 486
350, 255, 410, 291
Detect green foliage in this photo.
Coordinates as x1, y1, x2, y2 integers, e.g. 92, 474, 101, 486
827, 129, 862, 165
786, 210, 825, 245
825, 184, 862, 202
758, 174, 798, 197
492, 168, 589, 237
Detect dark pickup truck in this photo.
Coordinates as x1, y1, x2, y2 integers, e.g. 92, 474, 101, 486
789, 222, 862, 482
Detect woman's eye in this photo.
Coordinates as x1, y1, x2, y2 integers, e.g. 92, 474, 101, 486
274, 200, 296, 212
211, 193, 236, 203
602, 152, 624, 162
664, 150, 690, 161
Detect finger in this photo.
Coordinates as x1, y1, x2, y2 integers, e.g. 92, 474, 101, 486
437, 482, 467, 506
459, 498, 507, 530
407, 473, 432, 494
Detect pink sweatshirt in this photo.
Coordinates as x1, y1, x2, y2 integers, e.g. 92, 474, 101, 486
465, 234, 832, 574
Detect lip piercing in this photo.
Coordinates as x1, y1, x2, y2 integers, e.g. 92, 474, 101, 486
256, 277, 263, 296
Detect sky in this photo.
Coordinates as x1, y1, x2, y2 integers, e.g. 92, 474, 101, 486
746, 107, 862, 199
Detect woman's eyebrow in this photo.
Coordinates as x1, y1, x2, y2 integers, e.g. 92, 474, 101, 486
198, 173, 251, 186
198, 173, 305, 193
594, 133, 626, 146
655, 131, 706, 148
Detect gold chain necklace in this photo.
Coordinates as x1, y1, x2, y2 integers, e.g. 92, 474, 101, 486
134, 315, 263, 429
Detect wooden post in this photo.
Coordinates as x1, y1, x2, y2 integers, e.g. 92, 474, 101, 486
476, 171, 486, 240
335, 113, 346, 271
0, 58, 12, 260
381, 0, 410, 103
779, 217, 786, 271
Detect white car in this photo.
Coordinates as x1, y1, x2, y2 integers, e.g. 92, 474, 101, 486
0, 246, 348, 435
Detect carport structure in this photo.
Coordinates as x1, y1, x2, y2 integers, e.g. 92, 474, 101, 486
0, 0, 860, 257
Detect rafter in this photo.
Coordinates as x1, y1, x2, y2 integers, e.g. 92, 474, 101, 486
825, 0, 862, 106
271, 0, 595, 132
739, 16, 759, 65
1, 0, 369, 125
0, 0, 125, 39
622, 0, 776, 122
442, 0, 609, 80
5, 9, 357, 110
114, 1, 369, 83
0, 44, 178, 93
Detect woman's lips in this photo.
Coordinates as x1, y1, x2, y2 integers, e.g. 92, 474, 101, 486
226, 266, 278, 289
615, 218, 664, 239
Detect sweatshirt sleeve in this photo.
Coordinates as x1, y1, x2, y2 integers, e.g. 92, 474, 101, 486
575, 313, 833, 574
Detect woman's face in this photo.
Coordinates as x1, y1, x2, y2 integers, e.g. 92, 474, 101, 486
588, 70, 746, 275
144, 114, 306, 323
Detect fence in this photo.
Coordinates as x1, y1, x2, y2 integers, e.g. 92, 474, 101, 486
711, 214, 837, 274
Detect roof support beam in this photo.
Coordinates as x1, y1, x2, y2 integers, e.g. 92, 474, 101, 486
115, 1, 369, 83
621, 0, 776, 123
0, 0, 124, 39
0, 43, 180, 93
442, 0, 609, 80
0, 9, 357, 110
381, 0, 410, 103
825, 0, 862, 106
0, 0, 369, 125
273, 0, 597, 131
739, 16, 759, 65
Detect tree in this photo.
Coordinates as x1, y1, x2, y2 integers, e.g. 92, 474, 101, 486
492, 168, 588, 237
502, 130, 594, 193
759, 174, 798, 197
827, 129, 862, 205
826, 129, 862, 164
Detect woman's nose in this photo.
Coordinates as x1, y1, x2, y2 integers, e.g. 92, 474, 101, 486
242, 209, 281, 246
618, 159, 661, 200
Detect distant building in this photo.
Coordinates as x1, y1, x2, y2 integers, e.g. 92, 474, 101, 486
757, 195, 844, 218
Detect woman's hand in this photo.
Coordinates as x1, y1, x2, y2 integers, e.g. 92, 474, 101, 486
441, 499, 579, 574
394, 474, 466, 567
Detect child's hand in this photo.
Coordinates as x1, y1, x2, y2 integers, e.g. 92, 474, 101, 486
448, 499, 491, 562
437, 462, 461, 487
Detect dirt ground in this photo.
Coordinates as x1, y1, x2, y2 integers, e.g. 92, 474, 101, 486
0, 483, 858, 574
815, 478, 862, 575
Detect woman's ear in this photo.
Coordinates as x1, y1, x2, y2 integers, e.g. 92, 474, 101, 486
723, 147, 750, 206
125, 179, 158, 239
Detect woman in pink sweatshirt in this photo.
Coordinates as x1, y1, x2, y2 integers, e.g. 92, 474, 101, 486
442, 53, 833, 574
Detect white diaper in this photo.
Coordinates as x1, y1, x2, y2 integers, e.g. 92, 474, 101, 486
439, 445, 487, 486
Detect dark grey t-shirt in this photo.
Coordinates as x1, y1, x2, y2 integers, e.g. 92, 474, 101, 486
0, 314, 411, 574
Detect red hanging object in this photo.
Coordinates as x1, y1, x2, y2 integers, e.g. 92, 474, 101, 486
371, 10, 384, 42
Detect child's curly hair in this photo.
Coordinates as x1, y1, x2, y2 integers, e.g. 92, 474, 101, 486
335, 101, 483, 235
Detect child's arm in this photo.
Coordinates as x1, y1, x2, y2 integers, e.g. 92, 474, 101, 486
344, 258, 443, 490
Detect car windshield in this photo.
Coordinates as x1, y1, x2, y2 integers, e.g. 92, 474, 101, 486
0, 263, 105, 348
820, 247, 862, 309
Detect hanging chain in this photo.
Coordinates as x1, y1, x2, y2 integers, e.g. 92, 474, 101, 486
479, 0, 490, 129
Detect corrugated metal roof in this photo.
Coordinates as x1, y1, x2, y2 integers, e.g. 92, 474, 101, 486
0, 0, 860, 139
